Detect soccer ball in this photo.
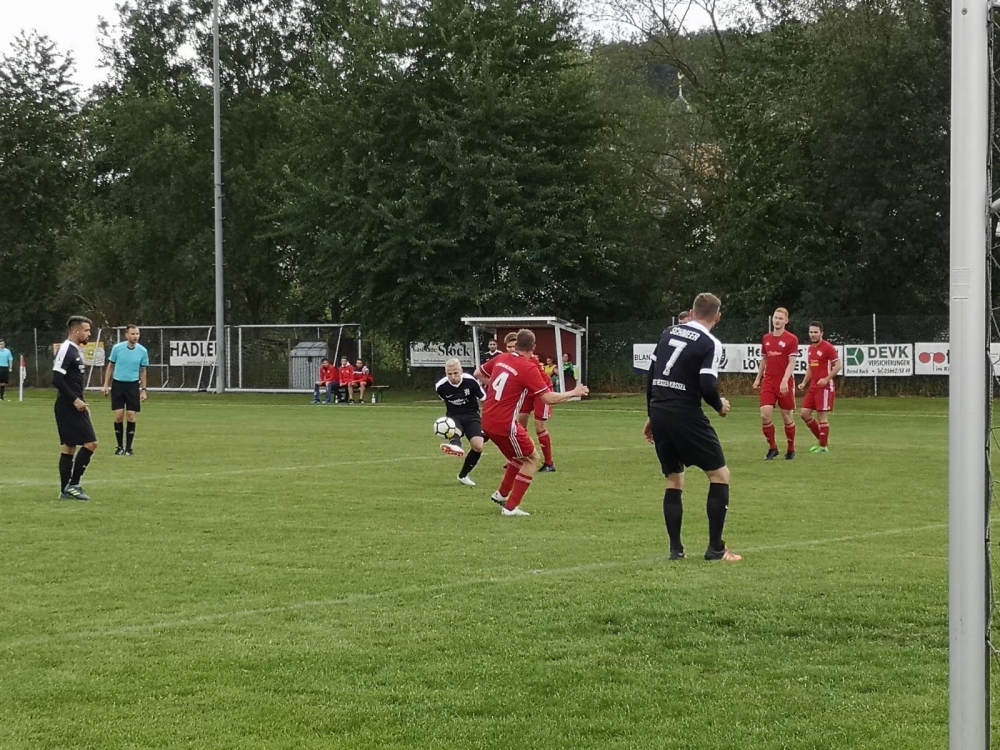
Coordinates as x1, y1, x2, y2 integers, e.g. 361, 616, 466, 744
433, 416, 459, 439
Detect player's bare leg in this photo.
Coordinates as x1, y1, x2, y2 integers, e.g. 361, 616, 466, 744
760, 404, 779, 460
703, 466, 741, 561
664, 471, 686, 559
780, 408, 796, 460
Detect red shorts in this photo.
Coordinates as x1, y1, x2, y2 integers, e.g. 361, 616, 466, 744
802, 387, 835, 412
484, 423, 536, 462
760, 380, 796, 411
519, 395, 551, 421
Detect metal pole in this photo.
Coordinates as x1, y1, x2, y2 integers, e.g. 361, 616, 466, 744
872, 313, 878, 397
33, 328, 39, 387
213, 0, 225, 394
949, 0, 989, 743
238, 325, 243, 389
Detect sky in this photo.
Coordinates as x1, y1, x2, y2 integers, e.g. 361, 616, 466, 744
1, 0, 122, 91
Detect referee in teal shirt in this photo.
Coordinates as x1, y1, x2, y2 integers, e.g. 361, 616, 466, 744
102, 325, 149, 456
0, 339, 13, 401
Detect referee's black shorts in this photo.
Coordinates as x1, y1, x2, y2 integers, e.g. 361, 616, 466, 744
451, 413, 485, 442
55, 399, 97, 447
0, 367, 9, 385
111, 380, 142, 412
650, 406, 726, 476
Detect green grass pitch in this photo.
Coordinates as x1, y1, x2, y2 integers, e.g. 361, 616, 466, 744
0, 391, 973, 748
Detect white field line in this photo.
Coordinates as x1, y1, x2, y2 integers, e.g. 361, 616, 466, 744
0, 523, 946, 650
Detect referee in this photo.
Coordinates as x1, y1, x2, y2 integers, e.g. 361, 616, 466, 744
102, 325, 149, 456
0, 339, 13, 401
643, 293, 741, 562
53, 316, 99, 501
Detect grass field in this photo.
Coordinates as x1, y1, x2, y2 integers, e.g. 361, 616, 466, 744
0, 391, 972, 748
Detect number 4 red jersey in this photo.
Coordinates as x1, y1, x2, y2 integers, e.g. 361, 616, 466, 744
480, 352, 551, 431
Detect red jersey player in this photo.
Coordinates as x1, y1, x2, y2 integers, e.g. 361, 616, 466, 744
518, 352, 557, 472
475, 329, 589, 516
797, 321, 841, 453
752, 307, 799, 460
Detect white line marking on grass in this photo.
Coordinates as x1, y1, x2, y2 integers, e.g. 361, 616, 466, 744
0, 523, 946, 650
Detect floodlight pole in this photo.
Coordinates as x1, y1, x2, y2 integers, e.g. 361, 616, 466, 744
213, 0, 226, 394
949, 0, 990, 746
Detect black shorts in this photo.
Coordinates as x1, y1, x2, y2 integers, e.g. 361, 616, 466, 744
111, 380, 142, 412
451, 413, 485, 442
0, 367, 8, 385
650, 407, 726, 476
55, 399, 98, 447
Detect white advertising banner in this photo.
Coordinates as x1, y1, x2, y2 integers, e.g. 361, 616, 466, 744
634, 342, 844, 375
170, 340, 216, 367
842, 344, 913, 377
409, 342, 476, 368
914, 342, 1000, 376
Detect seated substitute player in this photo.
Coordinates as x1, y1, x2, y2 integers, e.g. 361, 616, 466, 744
517, 352, 557, 472
753, 307, 799, 460
337, 356, 354, 403
349, 358, 372, 403
435, 358, 488, 486
0, 339, 13, 400
798, 321, 841, 453
643, 293, 741, 562
312, 357, 337, 404
476, 329, 589, 517
102, 324, 149, 456
53, 316, 99, 501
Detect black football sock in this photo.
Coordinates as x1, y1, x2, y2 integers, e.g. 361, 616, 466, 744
126, 423, 136, 451
706, 483, 731, 551
59, 453, 74, 490
0, 385, 5, 399
70, 447, 94, 485
459, 449, 483, 478
114, 422, 124, 449
663, 488, 684, 551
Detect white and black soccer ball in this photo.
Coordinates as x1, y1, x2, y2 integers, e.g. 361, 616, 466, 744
433, 416, 459, 439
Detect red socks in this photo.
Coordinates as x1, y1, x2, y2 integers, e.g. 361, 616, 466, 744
498, 461, 521, 497
819, 423, 830, 447
784, 422, 796, 452
762, 422, 777, 450
538, 431, 553, 466
505, 472, 534, 510
803, 417, 821, 439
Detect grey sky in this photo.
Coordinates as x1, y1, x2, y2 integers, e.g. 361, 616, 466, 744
1, 0, 120, 90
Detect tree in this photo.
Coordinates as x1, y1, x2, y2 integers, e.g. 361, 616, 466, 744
0, 33, 82, 330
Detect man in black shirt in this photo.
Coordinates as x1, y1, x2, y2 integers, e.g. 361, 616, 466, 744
483, 339, 501, 362
53, 316, 99, 501
643, 293, 741, 562
435, 358, 488, 486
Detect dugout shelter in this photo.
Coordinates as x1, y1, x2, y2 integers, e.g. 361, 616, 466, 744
461, 316, 585, 393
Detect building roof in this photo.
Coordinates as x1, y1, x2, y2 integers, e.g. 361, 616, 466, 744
460, 316, 586, 334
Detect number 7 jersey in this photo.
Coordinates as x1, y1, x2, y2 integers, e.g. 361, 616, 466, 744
480, 351, 552, 431
648, 322, 723, 411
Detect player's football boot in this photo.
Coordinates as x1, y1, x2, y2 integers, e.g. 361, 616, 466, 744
765, 448, 780, 461
669, 548, 686, 561
539, 464, 556, 473
810, 445, 830, 454
704, 545, 742, 562
457, 475, 476, 487
502, 507, 530, 517
61, 485, 91, 502
124, 449, 135, 457
114, 447, 125, 456
491, 490, 508, 506
784, 451, 795, 460
440, 443, 466, 458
